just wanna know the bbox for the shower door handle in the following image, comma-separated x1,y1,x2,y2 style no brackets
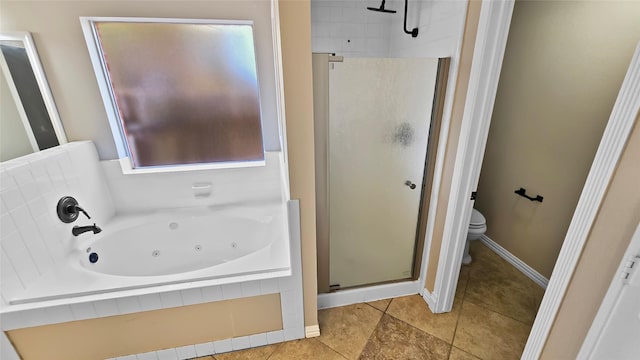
404,180,416,190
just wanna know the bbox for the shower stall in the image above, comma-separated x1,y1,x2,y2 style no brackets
313,54,442,292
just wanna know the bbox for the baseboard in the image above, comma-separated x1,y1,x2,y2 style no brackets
305,325,320,338
420,288,438,312
479,235,549,289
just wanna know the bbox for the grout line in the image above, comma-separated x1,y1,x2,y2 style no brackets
454,246,535,359
451,271,486,359
450,268,471,349
451,346,482,360
314,310,366,360
364,302,383,313
383,304,453,345
463,244,540,326
461,297,536,327
264,342,283,360
382,299,391,313
312,338,349,360
356,308,386,359
363,299,391,314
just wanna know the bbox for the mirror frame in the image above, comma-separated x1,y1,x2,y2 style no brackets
0,31,67,154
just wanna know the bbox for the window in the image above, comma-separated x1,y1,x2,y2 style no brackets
82,18,265,172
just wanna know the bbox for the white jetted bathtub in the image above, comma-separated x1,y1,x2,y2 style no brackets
9,202,291,305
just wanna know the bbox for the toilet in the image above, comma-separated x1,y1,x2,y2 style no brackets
462,208,487,265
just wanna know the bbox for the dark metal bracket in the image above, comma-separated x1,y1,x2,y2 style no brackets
403,0,419,37
514,188,543,203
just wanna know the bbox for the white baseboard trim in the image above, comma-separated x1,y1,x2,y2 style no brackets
479,235,549,289
420,288,438,312
305,325,320,338
317,280,421,309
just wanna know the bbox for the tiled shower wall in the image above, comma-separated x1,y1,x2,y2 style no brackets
0,142,115,305
311,0,393,57
388,0,467,57
311,0,467,58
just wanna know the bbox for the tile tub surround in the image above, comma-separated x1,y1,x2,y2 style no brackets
0,141,115,306
100,151,287,214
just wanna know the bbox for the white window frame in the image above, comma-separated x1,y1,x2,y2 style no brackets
80,16,267,174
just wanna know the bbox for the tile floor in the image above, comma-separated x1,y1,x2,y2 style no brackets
193,241,545,359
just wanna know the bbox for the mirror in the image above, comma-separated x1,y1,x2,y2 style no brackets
0,31,66,162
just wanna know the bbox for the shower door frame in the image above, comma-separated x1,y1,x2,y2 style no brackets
313,55,450,297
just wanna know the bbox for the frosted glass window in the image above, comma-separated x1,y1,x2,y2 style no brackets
93,21,264,168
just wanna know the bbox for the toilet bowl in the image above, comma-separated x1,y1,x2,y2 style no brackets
462,208,487,265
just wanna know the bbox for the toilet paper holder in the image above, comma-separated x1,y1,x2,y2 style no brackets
515,187,543,203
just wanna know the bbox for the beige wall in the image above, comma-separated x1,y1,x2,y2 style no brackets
542,112,640,358
7,294,282,360
474,0,640,277
278,0,318,328
426,0,481,292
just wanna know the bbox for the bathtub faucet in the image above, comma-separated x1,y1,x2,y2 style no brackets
72,223,102,236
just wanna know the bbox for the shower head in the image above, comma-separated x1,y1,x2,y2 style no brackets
367,0,397,14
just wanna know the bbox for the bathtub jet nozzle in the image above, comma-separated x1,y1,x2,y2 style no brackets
72,223,102,237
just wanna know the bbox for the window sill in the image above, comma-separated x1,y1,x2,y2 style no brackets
118,157,266,175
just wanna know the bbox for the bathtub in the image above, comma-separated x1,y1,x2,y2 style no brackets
7,202,291,307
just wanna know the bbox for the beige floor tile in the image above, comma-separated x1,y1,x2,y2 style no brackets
366,299,391,313
453,302,531,360
385,278,466,344
317,303,383,359
213,344,279,360
457,264,471,300
269,339,345,360
360,314,451,360
192,357,214,360
464,242,545,324
459,264,472,285
448,347,480,360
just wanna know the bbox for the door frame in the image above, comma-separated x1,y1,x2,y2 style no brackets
429,0,640,359
577,222,640,359
315,56,454,309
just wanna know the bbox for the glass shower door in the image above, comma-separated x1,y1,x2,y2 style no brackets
328,57,438,289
